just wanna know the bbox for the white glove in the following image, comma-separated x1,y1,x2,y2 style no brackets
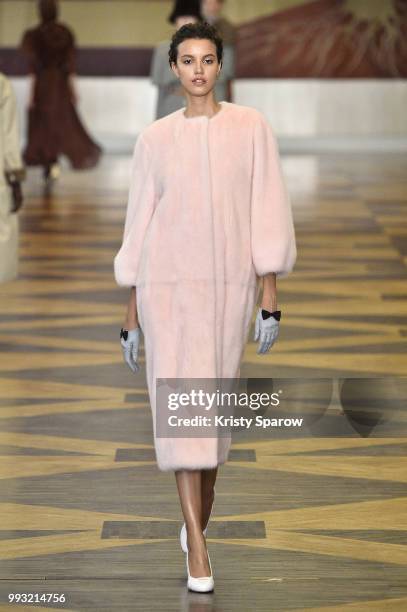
254,308,280,354
120,327,141,373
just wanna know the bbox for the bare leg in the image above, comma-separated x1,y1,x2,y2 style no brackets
201,467,217,531
43,159,60,196
175,469,211,577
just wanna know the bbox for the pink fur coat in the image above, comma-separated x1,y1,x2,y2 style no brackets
114,101,297,471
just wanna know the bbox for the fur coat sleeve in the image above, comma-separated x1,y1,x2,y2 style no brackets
250,114,297,278
113,134,157,287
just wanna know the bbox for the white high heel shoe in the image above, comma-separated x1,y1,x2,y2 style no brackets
186,548,214,593
180,490,215,553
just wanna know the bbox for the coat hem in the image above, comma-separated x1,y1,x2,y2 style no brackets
157,457,228,472
135,279,258,289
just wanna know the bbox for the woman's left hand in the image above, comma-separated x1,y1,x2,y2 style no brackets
254,308,279,354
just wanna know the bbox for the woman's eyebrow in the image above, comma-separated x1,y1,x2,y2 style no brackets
180,53,216,58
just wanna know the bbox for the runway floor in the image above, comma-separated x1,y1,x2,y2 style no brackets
0,152,406,611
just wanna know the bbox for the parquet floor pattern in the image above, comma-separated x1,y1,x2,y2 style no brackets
0,153,406,611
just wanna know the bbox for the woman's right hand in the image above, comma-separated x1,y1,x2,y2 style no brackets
120,327,141,373
10,182,24,213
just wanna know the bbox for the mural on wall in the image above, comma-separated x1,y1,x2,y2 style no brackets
236,0,407,78
1,0,406,77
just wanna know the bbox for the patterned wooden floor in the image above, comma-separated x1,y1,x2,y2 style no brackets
0,153,406,611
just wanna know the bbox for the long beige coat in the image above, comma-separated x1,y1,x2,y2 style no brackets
0,73,24,283
114,101,297,471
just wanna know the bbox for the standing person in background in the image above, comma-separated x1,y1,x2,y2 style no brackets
151,0,203,120
0,73,25,284
201,0,235,101
20,0,102,188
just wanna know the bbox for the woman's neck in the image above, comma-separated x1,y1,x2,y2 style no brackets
183,95,221,119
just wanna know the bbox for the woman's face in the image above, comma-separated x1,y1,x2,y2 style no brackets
171,38,220,98
202,0,223,20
